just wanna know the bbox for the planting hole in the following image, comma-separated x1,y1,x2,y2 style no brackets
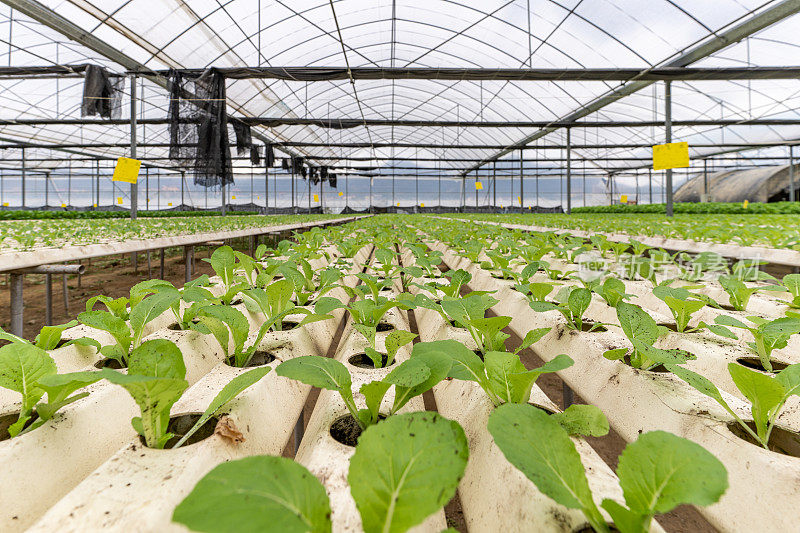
94,358,124,370
656,322,680,332
226,351,276,368
528,403,558,415
168,319,200,331
348,352,396,369
280,321,300,331
330,414,386,447
376,322,395,332
574,525,620,533
0,412,39,441
736,357,788,373
230,297,244,306
579,321,607,333
727,421,800,457
143,414,220,449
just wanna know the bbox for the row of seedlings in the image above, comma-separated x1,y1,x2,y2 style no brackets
415,216,800,531
0,222,371,531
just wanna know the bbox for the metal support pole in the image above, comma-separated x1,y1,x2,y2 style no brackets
519,149,524,210
10,273,23,337
221,181,226,215
180,171,185,208
265,165,269,214
475,172,479,208
291,168,295,214
493,161,496,209
704,159,709,200
184,245,193,283
648,168,653,204
130,73,138,219
62,266,69,315
21,147,25,208
665,80,674,217
566,128,572,214
45,273,52,326
790,146,795,202
44,171,49,207
160,248,165,279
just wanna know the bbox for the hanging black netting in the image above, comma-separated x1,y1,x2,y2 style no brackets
328,173,338,188
168,68,234,188
232,120,252,155
81,65,123,119
282,158,290,171
250,144,261,165
265,144,275,167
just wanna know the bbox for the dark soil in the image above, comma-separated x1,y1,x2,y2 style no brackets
727,421,800,457
1,248,217,341
0,411,38,441
142,413,220,449
376,322,395,332
736,356,788,373
227,350,276,368
348,352,394,369
330,414,365,447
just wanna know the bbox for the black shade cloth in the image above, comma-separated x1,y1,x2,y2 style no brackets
81,65,123,119
265,144,275,167
168,68,234,188
232,121,252,156
282,158,290,171
328,173,337,188
250,144,261,165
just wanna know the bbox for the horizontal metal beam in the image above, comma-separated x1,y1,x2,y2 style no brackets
2,140,800,151
6,117,800,128
137,65,800,82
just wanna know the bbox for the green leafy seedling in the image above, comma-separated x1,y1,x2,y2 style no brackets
489,404,728,533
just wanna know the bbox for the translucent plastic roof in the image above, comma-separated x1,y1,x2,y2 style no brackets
1,0,800,175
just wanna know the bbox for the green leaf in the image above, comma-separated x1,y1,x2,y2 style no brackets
36,370,103,408
129,288,180,346
101,370,187,448
567,288,592,323
172,366,271,448
715,315,749,329
392,349,451,414
195,305,250,356
600,500,648,533
172,455,332,533
552,404,609,437
127,339,186,379
0,343,56,412
603,348,628,361
384,330,417,365
728,362,785,440
416,340,484,383
34,320,78,350
314,296,346,316
348,412,468,533
507,354,574,404
360,380,391,426
515,328,551,354
485,351,526,403
77,310,131,360
488,404,607,532
384,358,430,388
664,364,731,412
776,363,800,398
276,356,351,391
616,431,728,516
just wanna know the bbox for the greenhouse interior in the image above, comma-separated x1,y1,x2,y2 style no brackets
2,1,800,532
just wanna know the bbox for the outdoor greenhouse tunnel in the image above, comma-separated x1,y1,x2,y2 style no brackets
3,1,800,533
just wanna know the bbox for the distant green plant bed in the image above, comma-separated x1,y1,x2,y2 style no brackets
573,202,800,215
0,210,259,221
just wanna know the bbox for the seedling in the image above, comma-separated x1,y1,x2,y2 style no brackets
173,412,467,533
593,277,634,308
0,343,103,438
276,341,451,430
428,339,572,406
489,404,728,533
652,283,714,332
604,302,695,370
316,295,403,350
202,246,250,305
529,286,604,332
102,338,269,449
440,293,511,354
717,274,785,312
666,362,800,451
703,315,800,372
78,287,180,366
